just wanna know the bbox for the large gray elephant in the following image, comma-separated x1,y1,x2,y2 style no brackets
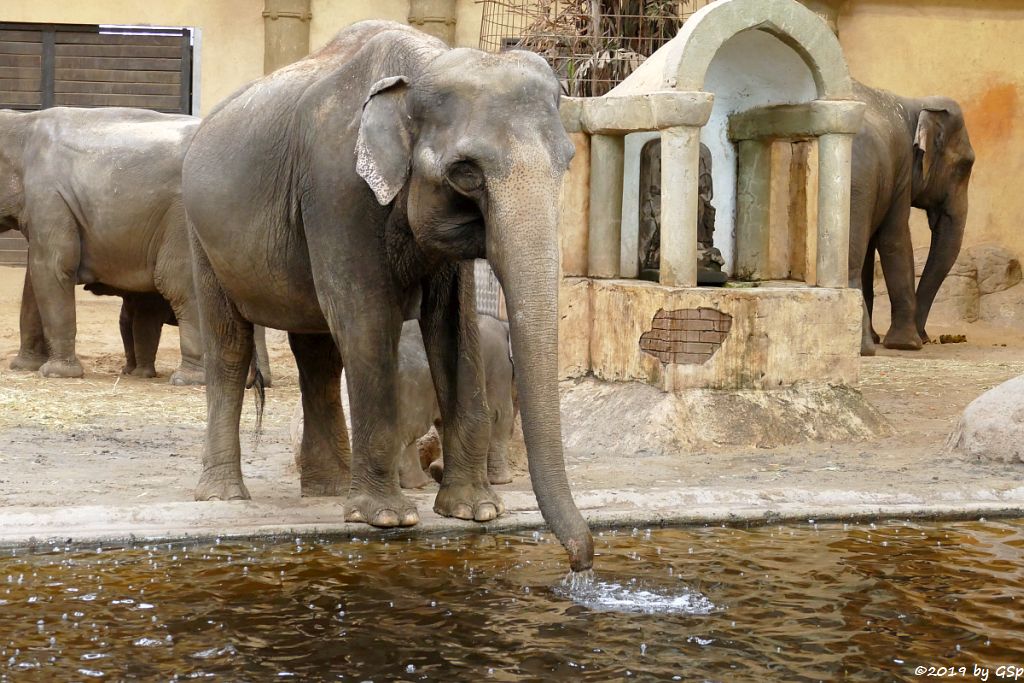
181,21,593,570
851,81,975,354
0,107,204,384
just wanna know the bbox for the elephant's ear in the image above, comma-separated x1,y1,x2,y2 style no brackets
914,103,952,185
356,76,411,206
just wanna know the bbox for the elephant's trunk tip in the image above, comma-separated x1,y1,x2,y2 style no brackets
566,532,595,572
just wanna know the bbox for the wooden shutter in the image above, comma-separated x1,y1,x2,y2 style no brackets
0,23,192,114
0,27,44,110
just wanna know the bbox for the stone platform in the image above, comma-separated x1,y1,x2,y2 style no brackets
559,278,863,390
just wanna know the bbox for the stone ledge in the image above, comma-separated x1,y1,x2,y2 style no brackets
560,91,714,134
728,100,866,141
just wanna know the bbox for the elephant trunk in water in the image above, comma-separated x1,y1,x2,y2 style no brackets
916,194,968,341
485,174,594,573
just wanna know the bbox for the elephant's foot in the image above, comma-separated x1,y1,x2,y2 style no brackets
870,328,881,345
345,488,419,527
399,463,432,490
170,365,205,386
39,357,84,378
860,339,877,357
883,326,923,351
487,457,514,486
300,470,347,497
919,328,933,345
434,481,506,522
428,458,444,484
399,445,432,490
195,468,250,501
126,365,158,379
10,351,47,372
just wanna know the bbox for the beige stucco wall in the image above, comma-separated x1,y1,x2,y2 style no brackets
837,0,1024,260
311,0,482,50
4,0,486,117
2,0,264,116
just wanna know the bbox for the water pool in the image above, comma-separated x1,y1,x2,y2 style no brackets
2,519,1022,681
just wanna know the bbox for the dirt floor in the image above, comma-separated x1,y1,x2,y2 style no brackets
1,265,1023,544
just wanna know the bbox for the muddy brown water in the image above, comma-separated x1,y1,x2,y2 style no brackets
1,520,1023,681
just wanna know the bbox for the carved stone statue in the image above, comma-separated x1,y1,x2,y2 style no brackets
638,138,726,284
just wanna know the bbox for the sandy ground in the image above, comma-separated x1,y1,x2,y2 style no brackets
1,265,1024,545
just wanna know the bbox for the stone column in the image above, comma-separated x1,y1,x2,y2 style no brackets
733,138,772,281
588,134,625,278
658,125,701,287
816,132,854,288
263,0,311,74
409,0,458,45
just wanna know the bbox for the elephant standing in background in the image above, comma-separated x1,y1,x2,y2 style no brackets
182,21,593,570
0,107,205,384
85,285,273,384
850,81,975,354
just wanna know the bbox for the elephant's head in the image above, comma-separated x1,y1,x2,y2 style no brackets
355,49,593,571
911,97,975,341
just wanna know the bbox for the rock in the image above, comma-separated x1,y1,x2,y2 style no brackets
979,282,1024,327
560,377,891,453
932,274,980,322
946,374,1024,464
968,243,1022,295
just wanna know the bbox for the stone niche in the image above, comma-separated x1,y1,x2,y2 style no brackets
556,0,866,396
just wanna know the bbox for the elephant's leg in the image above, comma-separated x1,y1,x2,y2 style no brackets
338,308,419,528
399,441,431,489
27,214,84,378
421,262,504,522
120,297,137,374
155,235,204,386
849,190,877,357
10,268,48,371
191,235,253,501
861,240,882,345
339,307,419,528
289,332,349,497
127,293,167,378
877,199,922,350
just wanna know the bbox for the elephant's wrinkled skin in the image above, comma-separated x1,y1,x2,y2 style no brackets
182,21,593,570
0,107,204,384
851,82,975,354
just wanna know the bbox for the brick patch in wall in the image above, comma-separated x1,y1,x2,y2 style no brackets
639,308,732,364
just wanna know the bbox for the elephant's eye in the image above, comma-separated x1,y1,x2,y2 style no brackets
446,161,485,196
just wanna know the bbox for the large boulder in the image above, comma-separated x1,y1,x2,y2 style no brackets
972,244,1022,295
946,374,1024,463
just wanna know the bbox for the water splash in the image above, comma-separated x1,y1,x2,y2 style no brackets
556,570,716,615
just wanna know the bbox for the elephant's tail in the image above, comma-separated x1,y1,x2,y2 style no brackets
250,367,266,449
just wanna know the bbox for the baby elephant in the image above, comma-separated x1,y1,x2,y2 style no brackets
290,315,517,489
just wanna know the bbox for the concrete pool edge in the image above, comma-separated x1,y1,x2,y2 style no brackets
2,484,1023,548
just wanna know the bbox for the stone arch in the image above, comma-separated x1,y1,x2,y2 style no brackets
666,0,852,99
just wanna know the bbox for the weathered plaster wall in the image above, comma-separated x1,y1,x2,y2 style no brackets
837,0,1024,261
2,0,264,116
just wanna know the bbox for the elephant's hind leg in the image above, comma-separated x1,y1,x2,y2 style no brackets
26,207,84,378
10,268,48,371
191,234,253,501
290,332,349,497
